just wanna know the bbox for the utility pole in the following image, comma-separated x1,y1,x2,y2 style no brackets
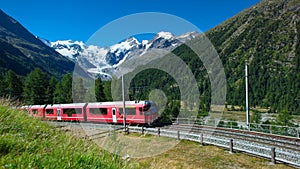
122,75,127,132
245,62,250,130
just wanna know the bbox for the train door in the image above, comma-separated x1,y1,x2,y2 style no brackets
57,109,61,121
112,108,117,123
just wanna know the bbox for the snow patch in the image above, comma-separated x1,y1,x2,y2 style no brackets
157,32,174,39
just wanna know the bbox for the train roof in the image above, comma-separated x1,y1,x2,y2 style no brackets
24,101,152,109
46,103,87,108
87,101,147,107
30,105,46,109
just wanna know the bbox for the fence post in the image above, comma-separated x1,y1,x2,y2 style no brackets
297,127,299,138
177,131,180,140
142,126,144,135
270,125,272,134
271,147,276,164
229,139,234,153
176,118,179,125
158,128,160,137
200,133,204,146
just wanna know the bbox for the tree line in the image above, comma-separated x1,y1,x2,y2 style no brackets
0,68,112,105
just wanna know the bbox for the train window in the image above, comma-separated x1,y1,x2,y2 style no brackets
89,108,108,115
125,108,136,115
46,109,54,114
63,108,82,117
32,109,38,114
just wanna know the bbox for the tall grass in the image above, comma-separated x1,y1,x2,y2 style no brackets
0,98,125,168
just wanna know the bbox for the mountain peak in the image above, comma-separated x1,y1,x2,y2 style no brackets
110,37,141,53
177,31,199,42
155,32,174,40
43,31,200,79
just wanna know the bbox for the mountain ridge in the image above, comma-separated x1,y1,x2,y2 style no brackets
43,31,198,79
0,9,74,77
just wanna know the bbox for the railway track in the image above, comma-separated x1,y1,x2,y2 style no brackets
163,124,300,151
47,121,300,167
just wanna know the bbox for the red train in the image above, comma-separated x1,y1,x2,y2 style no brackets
22,101,158,125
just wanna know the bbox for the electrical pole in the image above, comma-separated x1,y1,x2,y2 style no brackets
122,75,127,132
245,62,250,130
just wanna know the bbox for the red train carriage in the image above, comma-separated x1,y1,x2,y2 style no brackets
86,102,118,123
29,105,47,118
25,100,158,125
85,101,158,124
57,103,86,121
44,104,59,121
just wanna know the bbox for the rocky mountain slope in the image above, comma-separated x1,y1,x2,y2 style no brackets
45,31,198,79
0,9,74,77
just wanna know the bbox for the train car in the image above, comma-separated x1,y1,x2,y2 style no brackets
85,101,158,124
44,104,59,121
86,102,117,123
58,103,86,121
25,100,158,125
29,105,46,118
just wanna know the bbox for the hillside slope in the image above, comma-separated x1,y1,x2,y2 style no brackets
0,9,74,77
206,0,300,113
0,102,123,168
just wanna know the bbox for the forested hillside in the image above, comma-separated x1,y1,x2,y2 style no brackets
206,0,300,113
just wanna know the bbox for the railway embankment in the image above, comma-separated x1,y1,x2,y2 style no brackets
0,102,124,168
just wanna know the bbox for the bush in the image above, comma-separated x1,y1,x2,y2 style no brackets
217,121,226,127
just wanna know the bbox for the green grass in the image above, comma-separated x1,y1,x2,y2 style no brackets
131,140,293,169
0,102,125,168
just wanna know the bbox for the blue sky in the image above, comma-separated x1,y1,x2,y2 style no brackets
0,0,260,46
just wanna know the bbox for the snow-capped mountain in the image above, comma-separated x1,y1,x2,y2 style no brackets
40,31,198,79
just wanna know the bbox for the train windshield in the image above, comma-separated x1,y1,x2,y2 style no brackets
144,101,158,114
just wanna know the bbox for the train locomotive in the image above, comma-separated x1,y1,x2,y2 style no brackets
22,100,158,125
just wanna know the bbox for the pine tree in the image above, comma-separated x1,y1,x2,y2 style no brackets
84,86,96,102
23,68,49,105
54,74,72,103
46,77,57,104
73,77,86,103
103,80,113,101
0,74,6,97
53,82,62,103
95,78,105,102
5,70,23,100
